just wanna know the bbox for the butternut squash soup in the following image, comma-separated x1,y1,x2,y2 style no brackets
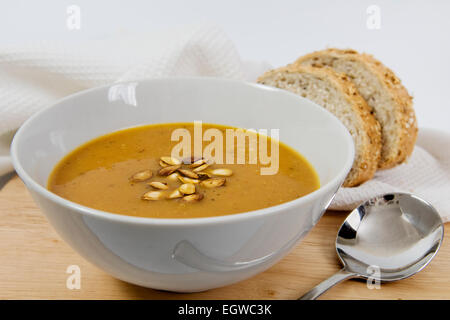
48,123,319,218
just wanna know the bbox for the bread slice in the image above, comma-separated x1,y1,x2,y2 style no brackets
295,48,417,169
257,65,382,187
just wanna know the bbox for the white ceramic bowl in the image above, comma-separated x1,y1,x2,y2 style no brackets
11,77,354,292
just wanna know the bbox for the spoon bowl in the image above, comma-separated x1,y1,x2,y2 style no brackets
300,193,444,300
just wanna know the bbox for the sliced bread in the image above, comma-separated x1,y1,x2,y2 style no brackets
257,65,382,187
295,48,417,169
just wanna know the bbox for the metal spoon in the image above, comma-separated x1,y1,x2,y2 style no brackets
299,193,444,300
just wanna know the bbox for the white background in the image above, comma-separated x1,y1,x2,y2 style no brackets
1,0,449,133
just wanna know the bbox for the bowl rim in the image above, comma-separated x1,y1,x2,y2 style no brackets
11,76,355,227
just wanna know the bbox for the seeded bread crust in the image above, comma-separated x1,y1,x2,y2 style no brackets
257,65,382,187
295,48,417,169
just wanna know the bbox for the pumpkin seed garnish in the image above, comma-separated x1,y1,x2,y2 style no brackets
168,189,183,199
178,176,200,184
148,181,169,190
167,172,180,181
210,168,233,177
159,165,181,176
200,178,226,188
190,158,206,168
197,172,211,180
159,160,169,167
179,183,196,195
178,169,199,179
133,155,235,203
160,156,182,166
141,190,164,201
183,193,204,202
130,170,152,182
193,163,210,172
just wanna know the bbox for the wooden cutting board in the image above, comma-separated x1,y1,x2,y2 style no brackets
1,175,449,300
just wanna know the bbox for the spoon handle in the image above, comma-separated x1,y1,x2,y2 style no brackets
298,268,357,300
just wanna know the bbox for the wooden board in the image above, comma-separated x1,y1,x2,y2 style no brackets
1,175,449,300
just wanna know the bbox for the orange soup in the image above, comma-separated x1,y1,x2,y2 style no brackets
48,123,319,218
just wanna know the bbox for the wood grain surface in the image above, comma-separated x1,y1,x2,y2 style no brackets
1,175,449,300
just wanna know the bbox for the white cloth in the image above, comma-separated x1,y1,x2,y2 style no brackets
0,24,247,136
0,24,449,221
331,128,450,222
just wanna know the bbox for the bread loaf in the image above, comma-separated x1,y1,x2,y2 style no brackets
295,48,417,169
257,65,382,187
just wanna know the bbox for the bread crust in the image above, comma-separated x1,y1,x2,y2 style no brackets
295,48,418,169
257,65,382,187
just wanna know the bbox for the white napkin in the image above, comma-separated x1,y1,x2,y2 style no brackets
331,128,450,222
0,24,247,137
0,24,449,221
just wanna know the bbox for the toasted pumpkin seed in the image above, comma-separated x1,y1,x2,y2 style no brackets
167,189,183,199
200,178,226,188
160,156,182,166
148,181,169,190
159,160,169,167
193,163,210,172
159,165,181,176
141,190,164,201
210,168,233,177
197,172,211,180
190,158,206,168
178,169,199,179
167,172,180,181
178,176,200,184
179,183,196,195
183,193,204,202
130,170,152,182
